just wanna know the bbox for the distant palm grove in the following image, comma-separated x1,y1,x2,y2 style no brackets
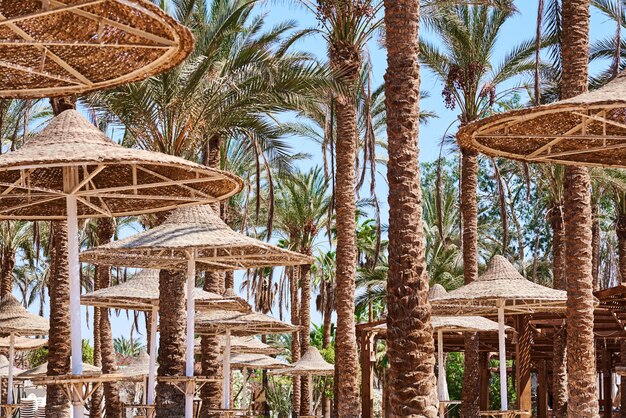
4,0,626,417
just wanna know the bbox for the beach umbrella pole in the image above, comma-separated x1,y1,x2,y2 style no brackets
497,300,507,411
223,329,231,409
148,304,158,405
7,333,14,404
185,252,196,418
67,194,84,418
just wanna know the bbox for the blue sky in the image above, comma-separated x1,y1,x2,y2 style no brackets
70,1,619,345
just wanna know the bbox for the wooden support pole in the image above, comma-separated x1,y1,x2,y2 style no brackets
360,331,374,418
515,315,532,412
479,352,490,411
537,360,548,418
603,349,612,418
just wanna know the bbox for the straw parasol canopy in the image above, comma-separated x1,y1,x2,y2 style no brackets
429,283,447,299
81,269,250,312
430,255,568,315
117,351,152,380
17,361,101,380
229,354,290,371
270,347,333,377
457,71,626,168
0,355,22,377
80,205,314,270
370,315,513,338
0,295,48,336
194,310,299,336
0,110,242,220
0,1,194,98
0,336,47,351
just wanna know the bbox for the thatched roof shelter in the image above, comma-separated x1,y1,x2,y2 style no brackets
0,336,47,351
229,354,290,370
80,205,314,270
270,347,333,377
81,269,249,312
368,315,512,337
196,336,281,355
117,351,152,380
0,110,242,220
430,256,568,315
0,355,22,378
194,310,298,336
0,1,194,98
0,295,48,336
457,71,626,168
17,361,101,380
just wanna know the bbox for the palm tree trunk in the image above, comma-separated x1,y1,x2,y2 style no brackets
90,295,102,418
200,272,224,418
592,203,600,290
290,266,301,417
156,269,186,418
460,146,481,417
322,279,333,418
383,0,437,416
300,263,312,413
617,213,626,282
331,42,362,418
96,219,122,418
0,249,15,298
561,1,598,416
550,205,566,290
46,220,71,418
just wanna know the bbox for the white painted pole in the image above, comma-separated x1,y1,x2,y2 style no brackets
7,333,15,404
67,194,84,418
223,330,231,409
185,253,196,418
497,300,508,411
147,304,158,405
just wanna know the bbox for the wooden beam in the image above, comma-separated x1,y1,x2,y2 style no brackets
515,315,532,412
537,360,548,418
360,332,374,418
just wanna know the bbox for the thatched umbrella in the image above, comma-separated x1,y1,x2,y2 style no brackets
270,346,333,415
194,309,299,409
0,295,48,404
431,256,567,411
0,1,194,98
80,204,311,416
194,336,281,356
230,353,290,411
81,268,249,405
0,109,241,418
17,361,101,380
0,337,47,351
457,71,626,167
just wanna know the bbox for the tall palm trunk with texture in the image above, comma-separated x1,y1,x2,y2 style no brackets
331,33,362,418
156,269,187,418
200,271,225,418
97,218,122,418
0,248,15,298
300,262,312,413
561,1,599,416
90,287,102,418
45,97,76,418
617,210,626,416
550,203,568,417
383,0,437,416
460,146,481,417
290,266,301,417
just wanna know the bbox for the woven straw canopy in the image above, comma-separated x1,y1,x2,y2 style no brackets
431,256,568,315
429,283,447,299
0,336,47,351
81,269,250,312
270,347,333,377
0,295,48,336
0,110,242,220
194,335,281,355
0,0,194,98
118,351,151,380
371,315,512,338
457,72,626,168
0,355,22,377
17,361,100,380
194,310,299,336
230,353,290,370
80,205,314,270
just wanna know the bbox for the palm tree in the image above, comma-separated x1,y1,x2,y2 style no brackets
421,3,536,414
273,167,330,412
560,0,599,416
0,221,32,298
303,2,379,414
